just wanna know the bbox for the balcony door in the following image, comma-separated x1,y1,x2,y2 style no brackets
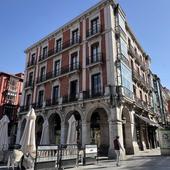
40,66,46,81
70,80,78,101
52,86,59,104
72,29,78,44
38,90,44,107
26,94,31,107
91,73,101,96
91,17,99,34
91,43,99,63
56,38,62,52
28,72,33,86
71,52,78,71
54,60,60,76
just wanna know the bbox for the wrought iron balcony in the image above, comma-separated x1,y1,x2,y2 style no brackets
117,53,130,67
36,62,81,84
82,88,104,100
27,60,36,68
132,69,141,83
19,105,29,112
86,53,103,66
62,37,81,49
38,37,81,62
86,24,102,38
25,81,34,88
128,45,136,58
32,103,43,109
128,45,142,64
46,99,59,106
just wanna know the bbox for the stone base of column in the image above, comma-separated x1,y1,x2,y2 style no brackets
133,142,140,155
108,147,116,159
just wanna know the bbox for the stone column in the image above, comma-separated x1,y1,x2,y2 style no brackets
81,121,91,147
108,120,124,158
16,120,22,144
131,112,140,154
60,121,67,144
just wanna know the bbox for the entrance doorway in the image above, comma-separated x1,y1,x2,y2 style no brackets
90,108,109,156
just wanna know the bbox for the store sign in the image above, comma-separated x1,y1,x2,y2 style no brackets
159,130,170,149
85,145,97,157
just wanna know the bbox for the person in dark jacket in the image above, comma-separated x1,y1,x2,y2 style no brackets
114,136,123,166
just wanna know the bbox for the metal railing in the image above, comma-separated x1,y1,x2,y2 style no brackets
36,62,81,84
25,81,34,88
38,37,81,62
86,24,102,38
86,53,103,65
27,60,36,67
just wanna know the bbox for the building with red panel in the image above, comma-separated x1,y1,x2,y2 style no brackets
0,72,24,144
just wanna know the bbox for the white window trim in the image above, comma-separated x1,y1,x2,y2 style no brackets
51,81,60,100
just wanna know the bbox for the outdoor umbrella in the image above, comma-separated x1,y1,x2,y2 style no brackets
0,115,10,151
40,119,50,145
20,108,36,158
66,115,77,144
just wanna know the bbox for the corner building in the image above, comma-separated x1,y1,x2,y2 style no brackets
17,0,159,157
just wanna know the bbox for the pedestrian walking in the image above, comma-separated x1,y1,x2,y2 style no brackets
114,136,124,166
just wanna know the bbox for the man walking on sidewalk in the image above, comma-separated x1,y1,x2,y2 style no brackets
114,136,124,166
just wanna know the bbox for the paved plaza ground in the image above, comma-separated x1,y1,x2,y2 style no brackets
0,148,170,170
69,149,170,170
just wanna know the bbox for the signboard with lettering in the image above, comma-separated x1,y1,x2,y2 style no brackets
85,145,97,157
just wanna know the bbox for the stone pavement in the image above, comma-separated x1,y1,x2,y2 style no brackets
1,148,170,170
68,148,170,170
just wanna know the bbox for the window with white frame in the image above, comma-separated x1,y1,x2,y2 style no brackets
54,60,61,76
38,90,44,106
91,17,99,34
42,46,48,58
52,85,59,104
72,29,79,44
70,52,78,71
91,42,99,63
91,73,101,96
56,38,62,52
40,66,46,81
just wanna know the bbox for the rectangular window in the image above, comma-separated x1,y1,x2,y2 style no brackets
28,72,33,86
70,80,78,101
40,66,46,82
54,60,61,76
56,38,62,52
72,29,79,44
91,17,99,35
42,46,48,58
38,90,44,106
71,52,78,70
91,43,99,63
26,94,31,106
91,73,101,96
52,86,59,104
31,53,36,65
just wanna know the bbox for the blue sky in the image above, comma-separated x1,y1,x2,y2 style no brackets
0,0,169,88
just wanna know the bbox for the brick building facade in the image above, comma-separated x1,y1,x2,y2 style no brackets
17,0,161,157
